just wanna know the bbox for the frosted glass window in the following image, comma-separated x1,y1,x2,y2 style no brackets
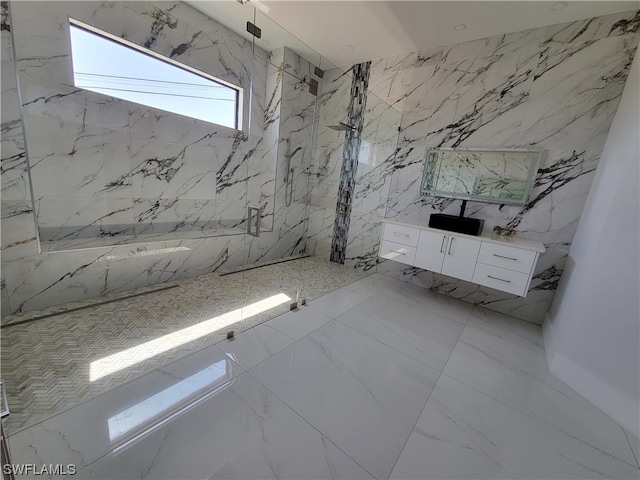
69,19,242,129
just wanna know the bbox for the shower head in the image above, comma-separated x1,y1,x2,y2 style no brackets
327,122,356,132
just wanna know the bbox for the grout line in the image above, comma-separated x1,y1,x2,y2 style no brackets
216,285,382,474
439,371,640,470
385,300,472,479
217,303,334,364
243,366,378,479
11,278,353,472
334,317,445,377
5,259,370,435
5,332,238,437
438,314,640,471
218,254,310,276
623,427,640,469
231,282,400,478
212,270,375,359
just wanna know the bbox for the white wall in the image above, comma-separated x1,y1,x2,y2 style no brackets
543,47,640,437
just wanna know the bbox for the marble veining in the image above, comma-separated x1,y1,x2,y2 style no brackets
347,9,640,324
0,256,368,434
10,0,273,249
392,375,639,479
7,274,637,479
249,319,440,479
1,1,320,314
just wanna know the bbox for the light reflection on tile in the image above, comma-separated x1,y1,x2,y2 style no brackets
1,256,367,433
249,320,440,479
336,293,465,373
306,284,375,318
76,372,373,480
6,269,639,480
218,306,333,370
442,307,638,467
390,375,640,479
8,345,242,471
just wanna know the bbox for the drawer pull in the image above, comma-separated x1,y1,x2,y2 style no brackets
390,250,406,256
487,275,511,283
393,232,411,238
492,253,518,261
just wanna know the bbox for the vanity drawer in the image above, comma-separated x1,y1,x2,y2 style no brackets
477,242,537,274
382,223,420,247
379,239,417,266
472,263,531,296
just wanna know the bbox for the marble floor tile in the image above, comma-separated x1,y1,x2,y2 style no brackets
217,306,332,370
345,273,411,295
2,256,367,433
306,284,375,318
625,429,640,468
390,375,640,479
75,372,373,480
8,344,243,471
6,267,637,480
249,320,440,479
336,293,465,373
377,278,475,324
214,328,272,371
442,306,638,467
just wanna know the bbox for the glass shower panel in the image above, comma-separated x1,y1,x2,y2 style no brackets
349,89,403,271
251,8,321,314
181,0,327,330
232,3,255,337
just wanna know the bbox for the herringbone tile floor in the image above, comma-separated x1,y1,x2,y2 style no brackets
1,256,368,434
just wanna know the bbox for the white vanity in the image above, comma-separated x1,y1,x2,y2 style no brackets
379,220,545,297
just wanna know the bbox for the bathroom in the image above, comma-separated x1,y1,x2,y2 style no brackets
1,1,639,478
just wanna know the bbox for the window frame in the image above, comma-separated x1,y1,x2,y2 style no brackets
68,17,244,130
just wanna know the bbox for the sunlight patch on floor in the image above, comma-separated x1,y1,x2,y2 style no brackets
89,293,291,381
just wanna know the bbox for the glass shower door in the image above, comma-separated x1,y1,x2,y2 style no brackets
250,9,325,316
184,1,325,329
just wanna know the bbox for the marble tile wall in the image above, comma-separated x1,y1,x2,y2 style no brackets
306,67,352,257
1,1,317,314
252,47,319,260
343,88,402,271
11,0,271,247
343,10,639,324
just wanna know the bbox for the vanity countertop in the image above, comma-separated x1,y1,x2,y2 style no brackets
382,219,545,253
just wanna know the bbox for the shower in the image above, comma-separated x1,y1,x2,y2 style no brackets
284,138,295,207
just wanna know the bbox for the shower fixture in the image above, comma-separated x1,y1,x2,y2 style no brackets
327,122,356,132
284,139,295,207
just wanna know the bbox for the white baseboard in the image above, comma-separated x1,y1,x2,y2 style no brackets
543,314,640,438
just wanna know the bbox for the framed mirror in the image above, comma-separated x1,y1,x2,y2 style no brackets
420,148,541,206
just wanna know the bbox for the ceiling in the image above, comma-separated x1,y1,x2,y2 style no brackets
188,1,640,68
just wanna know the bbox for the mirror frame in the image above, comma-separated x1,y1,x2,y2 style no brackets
420,147,541,206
